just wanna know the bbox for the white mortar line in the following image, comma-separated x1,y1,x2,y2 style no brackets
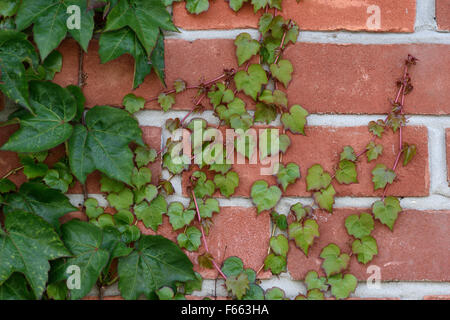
415,0,438,32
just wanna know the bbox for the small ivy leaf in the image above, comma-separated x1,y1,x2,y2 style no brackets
184,272,203,295
167,202,195,231
222,256,244,277
305,271,328,292
372,196,402,230
131,167,152,189
250,180,282,214
270,59,293,88
306,164,331,191
97,213,115,228
177,226,202,252
46,281,67,301
135,184,158,204
281,105,308,135
270,89,289,108
229,0,248,11
279,134,291,154
114,210,134,226
214,171,239,198
107,188,134,210
251,0,282,13
320,244,350,277
270,235,289,257
327,273,357,300
0,178,16,194
295,288,325,300
209,161,232,175
234,64,268,101
366,141,383,162
243,268,257,284
264,253,286,275
189,198,219,219
100,174,125,193
288,219,319,256
158,93,175,112
229,113,254,131
371,164,396,190
156,286,175,300
258,13,273,34
271,211,288,231
198,252,214,269
225,272,250,300
207,83,234,108
387,113,406,133
290,202,313,222
135,146,157,168
134,195,167,231
234,32,260,66
285,24,299,45
173,79,186,93
242,284,265,300
352,236,378,264
185,0,209,14
162,144,190,175
254,103,277,124
123,93,145,114
216,97,246,123
191,171,215,199
20,155,48,179
268,15,287,39
335,160,358,185
276,162,300,191
345,213,374,239
43,162,73,193
402,143,416,166
85,198,104,219
340,146,356,162
368,120,385,138
314,184,336,213
265,287,286,300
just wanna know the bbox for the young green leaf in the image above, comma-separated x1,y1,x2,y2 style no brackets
234,64,268,101
366,141,383,162
123,93,145,114
265,287,286,300
254,103,277,124
167,202,195,230
313,184,336,213
352,236,378,264
372,196,402,230
270,235,289,257
263,253,286,275
250,180,282,214
281,105,308,135
304,271,328,292
368,120,385,138
276,162,300,191
225,273,249,300
0,178,16,194
402,143,416,166
340,146,356,162
290,202,313,222
214,171,239,198
288,219,319,256
345,213,374,239
234,33,260,66
189,198,220,219
192,171,215,199
135,146,157,168
158,93,176,112
177,226,202,252
107,188,134,211
134,194,167,231
320,244,350,277
371,164,396,190
185,0,209,14
270,59,293,88
100,174,125,193
327,273,357,300
222,256,244,277
229,0,248,11
335,160,358,185
85,198,104,219
131,167,152,189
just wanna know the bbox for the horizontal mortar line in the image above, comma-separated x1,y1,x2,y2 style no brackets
67,194,450,211
165,29,450,44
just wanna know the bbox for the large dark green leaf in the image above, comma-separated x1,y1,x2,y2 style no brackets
1,81,77,153
118,235,196,300
0,211,70,299
4,182,77,230
0,273,35,300
68,105,144,185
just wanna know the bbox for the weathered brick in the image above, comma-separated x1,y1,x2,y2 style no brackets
83,40,450,115
447,129,450,184
287,209,450,281
423,295,450,300
0,126,162,192
173,0,415,32
139,207,271,279
436,0,450,31
182,126,429,198
53,39,80,88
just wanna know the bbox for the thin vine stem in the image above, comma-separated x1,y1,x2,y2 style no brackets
1,166,24,179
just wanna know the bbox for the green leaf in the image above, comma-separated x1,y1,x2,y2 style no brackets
335,160,358,185
216,97,246,123
134,184,158,204
372,196,401,230
229,0,248,11
156,286,175,300
270,59,293,88
254,103,277,124
118,235,195,300
0,178,16,194
305,271,328,292
43,162,73,193
98,214,115,228
345,213,374,239
158,93,176,112
290,202,312,222
234,33,260,66
1,81,76,152
371,164,396,190
174,79,186,93
100,174,125,193
234,64,268,101
340,146,356,162
352,236,378,264
192,171,215,199
327,273,357,300
167,202,195,230
242,284,264,300
42,50,63,80
214,171,239,198
123,93,145,114
20,156,48,179
85,198,104,219
402,143,416,166
131,167,152,189
135,146,157,168
184,272,203,295
134,195,167,231
368,120,385,138
320,244,350,277
288,219,319,256
258,13,273,34
263,253,286,275
177,226,202,252
251,0,282,12
162,144,190,175
46,281,68,300
222,256,244,277
107,188,134,210
313,184,336,213
250,180,282,214
114,210,134,226
0,0,19,17
208,83,234,108
281,105,308,135
189,198,219,219
185,0,209,14
366,141,383,162
0,273,35,300
0,211,70,299
276,162,300,191
265,287,286,300
68,106,143,185
295,288,325,300
226,273,249,300
4,182,77,230
269,235,289,257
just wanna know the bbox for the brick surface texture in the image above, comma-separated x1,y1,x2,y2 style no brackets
0,1,449,301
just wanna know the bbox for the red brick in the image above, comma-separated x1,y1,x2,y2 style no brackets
139,207,271,279
173,0,415,32
83,40,450,115
53,39,80,88
0,126,162,192
447,129,450,184
423,295,450,300
436,0,450,31
182,125,429,198
287,209,450,281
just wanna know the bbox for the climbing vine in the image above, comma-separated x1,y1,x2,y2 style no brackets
0,0,417,300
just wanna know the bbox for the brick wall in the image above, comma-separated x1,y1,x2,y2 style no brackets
1,0,450,300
